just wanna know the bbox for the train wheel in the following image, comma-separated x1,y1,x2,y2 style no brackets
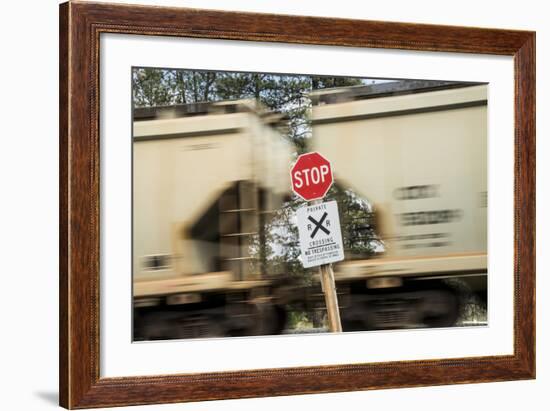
340,296,372,331
134,310,181,340
226,302,287,336
135,310,226,340
421,289,460,328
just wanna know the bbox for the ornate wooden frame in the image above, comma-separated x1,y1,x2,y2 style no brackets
59,1,535,408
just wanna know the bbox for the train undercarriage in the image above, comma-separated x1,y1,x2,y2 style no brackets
133,276,482,341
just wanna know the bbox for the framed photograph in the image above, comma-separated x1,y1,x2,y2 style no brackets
59,1,535,408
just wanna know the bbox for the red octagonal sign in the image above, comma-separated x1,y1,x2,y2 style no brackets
290,152,334,201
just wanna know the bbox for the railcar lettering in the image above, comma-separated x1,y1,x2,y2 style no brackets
394,185,439,200
398,209,463,226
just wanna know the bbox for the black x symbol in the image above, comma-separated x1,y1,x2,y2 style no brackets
308,212,330,238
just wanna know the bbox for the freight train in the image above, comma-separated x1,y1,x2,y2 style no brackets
132,81,487,340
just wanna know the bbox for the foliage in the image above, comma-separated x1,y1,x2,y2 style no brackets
262,184,382,284
132,68,175,107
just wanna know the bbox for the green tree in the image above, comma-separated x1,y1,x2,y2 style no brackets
173,70,218,103
263,183,381,284
215,73,312,152
132,68,175,107
311,75,362,90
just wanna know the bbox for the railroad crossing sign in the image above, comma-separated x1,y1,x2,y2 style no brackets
290,152,334,201
296,200,344,268
292,152,343,333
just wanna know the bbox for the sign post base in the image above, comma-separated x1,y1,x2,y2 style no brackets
319,263,342,332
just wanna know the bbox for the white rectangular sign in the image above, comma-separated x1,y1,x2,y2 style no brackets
297,200,345,268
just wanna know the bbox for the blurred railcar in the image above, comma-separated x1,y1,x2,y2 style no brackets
310,81,488,330
133,82,488,339
132,100,293,339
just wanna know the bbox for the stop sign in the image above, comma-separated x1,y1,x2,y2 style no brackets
290,152,334,201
